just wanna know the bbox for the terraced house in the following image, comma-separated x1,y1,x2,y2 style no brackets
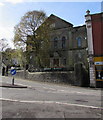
27,14,88,70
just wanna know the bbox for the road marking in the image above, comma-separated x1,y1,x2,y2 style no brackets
46,89,101,96
0,98,101,109
43,87,56,91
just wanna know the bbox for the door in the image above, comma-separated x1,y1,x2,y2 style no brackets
53,59,59,67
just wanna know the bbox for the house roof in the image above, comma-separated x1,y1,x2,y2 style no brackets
36,13,74,33
48,14,73,27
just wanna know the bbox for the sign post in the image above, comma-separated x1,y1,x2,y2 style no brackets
10,67,16,85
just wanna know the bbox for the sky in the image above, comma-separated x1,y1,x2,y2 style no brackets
0,0,102,48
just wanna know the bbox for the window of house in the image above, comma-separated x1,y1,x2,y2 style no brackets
62,36,66,48
76,37,82,47
63,58,66,65
54,37,58,48
50,23,55,28
53,59,59,67
54,41,58,48
78,52,82,59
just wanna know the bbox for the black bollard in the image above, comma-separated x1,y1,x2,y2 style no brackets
12,76,14,85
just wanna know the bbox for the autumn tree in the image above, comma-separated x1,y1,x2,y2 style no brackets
13,10,52,69
0,38,9,68
2,48,13,67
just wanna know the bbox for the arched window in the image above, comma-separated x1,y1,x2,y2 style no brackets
76,37,82,47
62,36,66,48
63,58,66,65
54,37,58,48
50,23,55,28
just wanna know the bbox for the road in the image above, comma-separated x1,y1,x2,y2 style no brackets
0,76,102,119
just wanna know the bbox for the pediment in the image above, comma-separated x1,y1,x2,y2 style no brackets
47,14,73,29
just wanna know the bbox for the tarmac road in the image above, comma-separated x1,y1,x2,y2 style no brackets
0,76,102,119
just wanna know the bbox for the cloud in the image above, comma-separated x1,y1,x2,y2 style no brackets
0,27,14,48
0,2,4,6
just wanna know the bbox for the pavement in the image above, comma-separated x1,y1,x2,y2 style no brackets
0,82,27,88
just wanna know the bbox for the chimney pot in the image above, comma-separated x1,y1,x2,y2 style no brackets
86,10,90,15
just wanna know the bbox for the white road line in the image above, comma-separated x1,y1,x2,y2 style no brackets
40,87,100,96
0,98,101,109
46,89,101,96
47,88,56,91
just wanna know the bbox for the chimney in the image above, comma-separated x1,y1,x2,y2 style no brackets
86,10,90,15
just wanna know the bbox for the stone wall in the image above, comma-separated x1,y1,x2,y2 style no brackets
74,62,90,87
9,63,90,87
12,70,75,85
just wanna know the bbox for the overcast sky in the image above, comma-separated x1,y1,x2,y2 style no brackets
0,0,102,48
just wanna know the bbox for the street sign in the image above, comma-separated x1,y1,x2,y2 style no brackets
95,62,103,65
10,69,16,85
10,69,16,75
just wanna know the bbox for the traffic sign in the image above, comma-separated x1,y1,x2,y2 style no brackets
10,69,16,75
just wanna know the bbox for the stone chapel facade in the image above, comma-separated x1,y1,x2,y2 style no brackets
27,14,88,71
48,14,88,70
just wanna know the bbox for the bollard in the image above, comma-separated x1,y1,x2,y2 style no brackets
12,76,14,85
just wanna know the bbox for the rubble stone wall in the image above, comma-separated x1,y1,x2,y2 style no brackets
13,70,75,85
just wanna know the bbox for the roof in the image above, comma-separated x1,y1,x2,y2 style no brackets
48,14,73,27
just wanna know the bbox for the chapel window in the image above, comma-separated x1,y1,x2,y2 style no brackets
62,36,66,48
76,37,82,47
54,37,58,48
